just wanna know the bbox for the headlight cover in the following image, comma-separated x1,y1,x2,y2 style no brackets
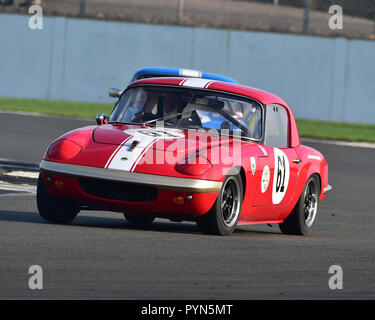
175,155,213,176
47,139,82,160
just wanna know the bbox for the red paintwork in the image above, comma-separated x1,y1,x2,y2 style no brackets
42,78,329,225
42,173,217,219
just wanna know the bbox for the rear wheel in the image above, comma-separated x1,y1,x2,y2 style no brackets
123,213,155,225
36,174,80,223
279,174,320,235
197,174,243,236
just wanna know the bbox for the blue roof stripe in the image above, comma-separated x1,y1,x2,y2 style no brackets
131,67,238,84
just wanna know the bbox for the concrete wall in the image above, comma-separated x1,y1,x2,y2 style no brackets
1,13,374,124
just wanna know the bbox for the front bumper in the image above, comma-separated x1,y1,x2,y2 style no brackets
40,160,222,193
39,160,221,217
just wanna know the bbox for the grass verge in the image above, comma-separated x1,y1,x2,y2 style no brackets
296,119,375,143
0,97,374,143
0,97,114,119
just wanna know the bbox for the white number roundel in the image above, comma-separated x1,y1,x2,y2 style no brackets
261,165,270,193
124,128,185,140
272,148,290,204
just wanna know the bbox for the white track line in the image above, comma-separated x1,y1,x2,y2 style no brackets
0,110,90,121
301,137,375,149
3,171,39,179
0,181,36,194
0,192,36,197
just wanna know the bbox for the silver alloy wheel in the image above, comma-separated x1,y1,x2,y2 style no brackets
304,179,318,227
221,176,241,228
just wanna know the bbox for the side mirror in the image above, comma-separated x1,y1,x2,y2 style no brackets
96,113,109,125
109,88,123,98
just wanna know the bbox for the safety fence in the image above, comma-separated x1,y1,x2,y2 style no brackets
1,0,375,40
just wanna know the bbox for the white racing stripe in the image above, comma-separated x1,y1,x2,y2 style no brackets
179,78,215,88
104,136,133,169
106,135,157,172
179,69,202,78
105,128,185,172
129,138,157,172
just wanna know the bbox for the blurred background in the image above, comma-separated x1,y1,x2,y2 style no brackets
1,0,375,124
2,0,375,39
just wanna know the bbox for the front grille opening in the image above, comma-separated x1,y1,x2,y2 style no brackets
80,178,158,202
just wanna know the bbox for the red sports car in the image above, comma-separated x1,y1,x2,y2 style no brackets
37,77,332,236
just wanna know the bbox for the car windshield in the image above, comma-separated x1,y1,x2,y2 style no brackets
110,86,262,139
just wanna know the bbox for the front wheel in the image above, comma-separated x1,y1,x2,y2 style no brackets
197,174,243,236
279,174,320,235
37,174,80,223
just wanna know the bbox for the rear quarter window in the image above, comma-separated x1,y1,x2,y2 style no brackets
264,104,288,148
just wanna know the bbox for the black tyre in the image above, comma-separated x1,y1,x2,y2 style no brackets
197,173,243,236
124,213,155,225
279,174,320,235
36,174,80,223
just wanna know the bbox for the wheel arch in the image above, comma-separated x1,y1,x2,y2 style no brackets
298,165,322,200
226,165,246,199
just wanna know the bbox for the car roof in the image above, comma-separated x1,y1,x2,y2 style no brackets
129,77,287,106
131,67,238,84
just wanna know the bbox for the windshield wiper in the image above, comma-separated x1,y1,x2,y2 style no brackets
143,109,195,126
108,121,127,125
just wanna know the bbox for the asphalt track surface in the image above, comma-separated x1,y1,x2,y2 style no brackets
0,111,374,299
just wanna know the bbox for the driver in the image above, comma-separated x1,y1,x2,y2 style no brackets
163,94,182,115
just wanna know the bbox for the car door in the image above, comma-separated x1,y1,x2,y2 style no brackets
253,104,299,209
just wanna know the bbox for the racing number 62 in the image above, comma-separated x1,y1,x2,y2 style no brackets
276,155,286,193
272,148,290,205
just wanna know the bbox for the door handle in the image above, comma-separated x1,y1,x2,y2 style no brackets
292,158,302,163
